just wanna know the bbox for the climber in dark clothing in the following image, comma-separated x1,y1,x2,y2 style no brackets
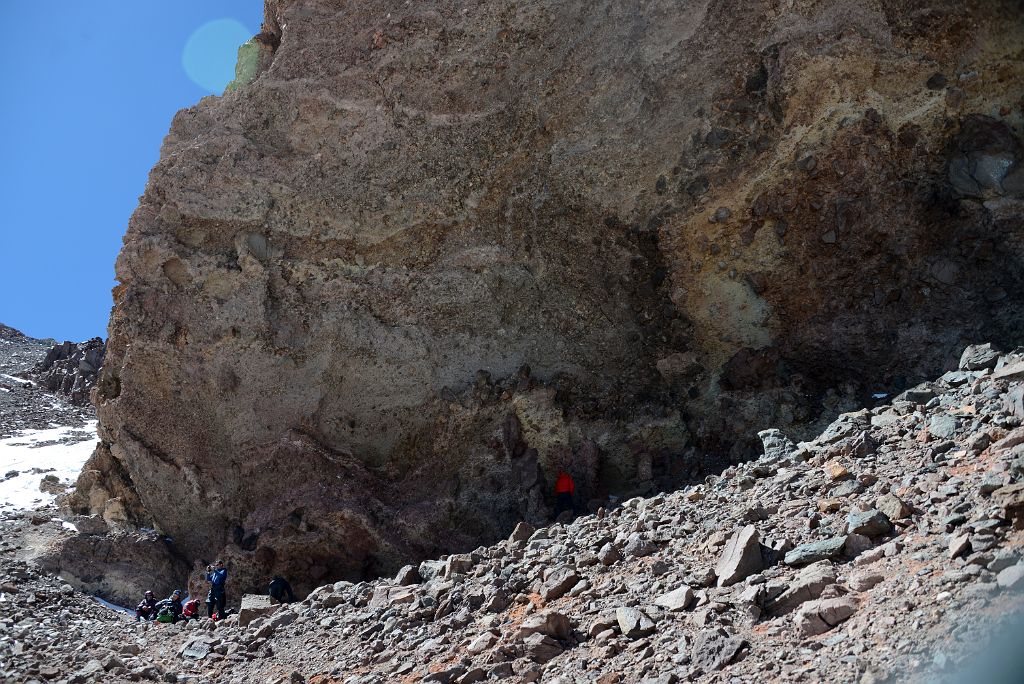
205,559,227,618
135,590,158,621
268,576,296,604
154,589,184,622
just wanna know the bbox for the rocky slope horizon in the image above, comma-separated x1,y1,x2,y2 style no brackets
2,341,1023,683
72,0,1024,596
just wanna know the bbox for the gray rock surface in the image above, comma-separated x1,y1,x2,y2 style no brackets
715,525,763,587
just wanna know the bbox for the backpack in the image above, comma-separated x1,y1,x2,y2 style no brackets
156,607,174,623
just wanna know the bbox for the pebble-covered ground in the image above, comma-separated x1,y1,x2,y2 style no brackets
2,343,1023,684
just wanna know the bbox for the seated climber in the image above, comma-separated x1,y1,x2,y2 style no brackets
135,590,158,621
268,576,296,604
154,589,185,623
554,470,576,518
181,598,201,621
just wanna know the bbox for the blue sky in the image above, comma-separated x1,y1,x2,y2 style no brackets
0,2,262,341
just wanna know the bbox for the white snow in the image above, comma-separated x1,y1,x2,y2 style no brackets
0,373,34,387
93,595,136,617
0,421,98,513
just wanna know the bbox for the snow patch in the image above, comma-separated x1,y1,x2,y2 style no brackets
0,421,98,513
93,595,136,617
0,373,33,387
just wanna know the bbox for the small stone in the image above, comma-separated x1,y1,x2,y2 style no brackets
616,607,657,638
846,509,892,538
825,461,851,480
540,568,580,601
948,533,972,560
691,628,746,672
795,596,858,636
875,494,911,521
654,586,694,612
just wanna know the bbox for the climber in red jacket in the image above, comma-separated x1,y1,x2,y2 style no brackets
554,470,575,518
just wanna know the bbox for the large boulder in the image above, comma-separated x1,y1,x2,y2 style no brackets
75,0,1024,591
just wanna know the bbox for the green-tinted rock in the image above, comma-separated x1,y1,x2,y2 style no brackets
225,38,260,93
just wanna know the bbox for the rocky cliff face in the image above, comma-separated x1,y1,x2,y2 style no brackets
74,0,1024,594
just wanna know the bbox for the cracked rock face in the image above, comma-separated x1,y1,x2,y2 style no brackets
75,0,1024,593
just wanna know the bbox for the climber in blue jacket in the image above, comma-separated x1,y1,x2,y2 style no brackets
204,559,228,619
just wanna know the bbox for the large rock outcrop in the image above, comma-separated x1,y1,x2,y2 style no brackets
32,338,105,405
74,0,1024,594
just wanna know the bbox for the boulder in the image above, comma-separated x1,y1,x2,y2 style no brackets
238,594,278,628
959,343,1000,370
785,537,848,566
715,525,763,587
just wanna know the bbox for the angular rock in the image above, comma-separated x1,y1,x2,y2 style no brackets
992,484,1024,527
993,361,1024,381
509,522,536,543
394,564,421,586
959,343,1000,370
767,561,836,615
848,570,884,592
654,586,694,612
996,563,1024,591
875,494,911,521
715,525,763,587
467,632,498,655
785,537,848,566
795,596,858,636
846,509,892,538
598,543,622,566
949,533,972,560
518,611,571,641
691,628,746,672
238,594,278,628
616,607,657,638
929,414,959,440
523,633,563,663
758,429,797,461
540,568,580,601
